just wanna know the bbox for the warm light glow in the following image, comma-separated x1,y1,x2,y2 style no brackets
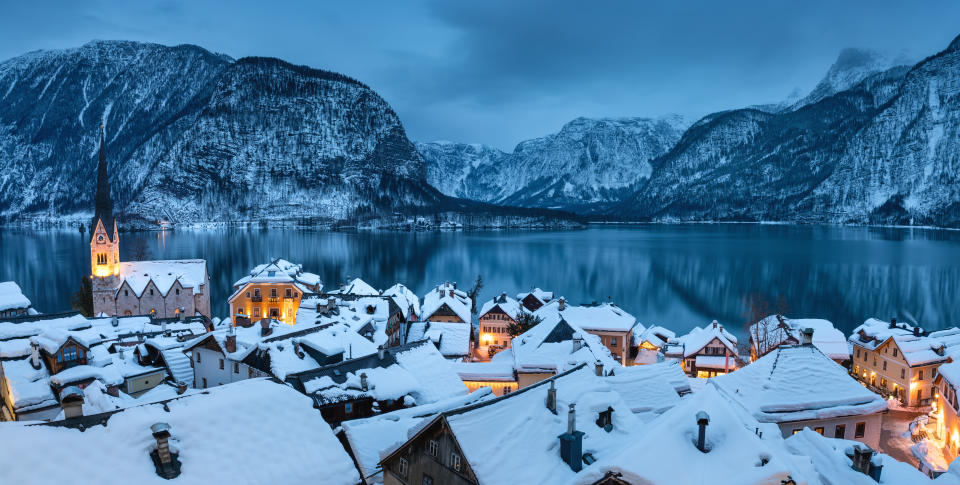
480,334,493,344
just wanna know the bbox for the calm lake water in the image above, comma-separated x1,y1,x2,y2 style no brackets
2,224,959,338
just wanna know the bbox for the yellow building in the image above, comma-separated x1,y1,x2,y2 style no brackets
229,260,305,326
934,361,960,462
849,318,947,407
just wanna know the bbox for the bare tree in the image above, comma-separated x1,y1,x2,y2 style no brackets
744,292,773,361
70,276,93,317
467,274,483,316
130,237,152,261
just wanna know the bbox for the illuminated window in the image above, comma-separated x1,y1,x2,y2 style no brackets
920,370,925,380
792,429,801,435
253,307,260,318
814,427,824,435
450,453,461,472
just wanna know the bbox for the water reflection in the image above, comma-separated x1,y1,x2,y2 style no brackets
1,224,958,337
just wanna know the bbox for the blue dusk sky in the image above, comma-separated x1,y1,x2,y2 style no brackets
1,0,958,149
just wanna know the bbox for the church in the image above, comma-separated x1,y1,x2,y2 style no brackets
89,126,212,319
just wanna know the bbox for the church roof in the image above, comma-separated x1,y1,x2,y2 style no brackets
107,260,208,298
92,124,115,233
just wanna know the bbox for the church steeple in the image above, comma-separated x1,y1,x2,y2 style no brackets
93,124,114,231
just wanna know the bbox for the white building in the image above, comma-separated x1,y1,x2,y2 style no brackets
664,321,740,377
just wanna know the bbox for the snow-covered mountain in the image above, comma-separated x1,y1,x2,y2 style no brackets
0,40,474,226
791,48,911,110
620,34,960,227
419,115,688,213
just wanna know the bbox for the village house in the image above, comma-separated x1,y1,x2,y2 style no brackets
930,346,960,464
848,318,953,407
449,361,519,396
0,281,35,318
477,292,522,354
712,336,888,449
0,311,202,421
285,340,468,425
383,283,421,346
749,315,850,364
631,324,675,365
404,282,473,360
422,281,472,323
579,385,817,485
378,365,642,485
229,259,314,326
664,321,740,377
338,389,495,484
508,311,619,388
326,277,380,297
533,298,636,365
516,287,554,312
0,379,361,485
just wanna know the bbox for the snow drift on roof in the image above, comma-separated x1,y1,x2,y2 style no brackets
0,281,32,311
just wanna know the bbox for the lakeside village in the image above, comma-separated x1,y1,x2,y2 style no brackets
3,134,960,485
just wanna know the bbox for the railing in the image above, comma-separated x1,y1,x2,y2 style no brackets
251,296,262,302
267,297,280,303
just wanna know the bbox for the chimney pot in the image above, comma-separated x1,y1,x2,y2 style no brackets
801,328,814,346
30,341,41,369
378,345,385,360
567,403,577,434
696,411,710,452
712,320,718,329
572,333,583,352
260,318,272,337
225,332,237,354
546,380,557,414
360,372,368,391
595,360,603,377
558,403,584,472
558,297,566,311
176,381,187,395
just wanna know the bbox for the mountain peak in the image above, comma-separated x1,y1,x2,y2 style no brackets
947,33,960,53
791,47,909,109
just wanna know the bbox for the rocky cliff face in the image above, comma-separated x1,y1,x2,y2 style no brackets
621,35,960,227
419,115,687,213
0,41,444,225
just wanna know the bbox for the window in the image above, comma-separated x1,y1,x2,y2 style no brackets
421,475,433,485
856,348,860,358
254,289,261,297
234,363,239,374
63,345,78,362
397,458,409,478
248,367,254,378
893,348,898,357
902,369,906,379
835,424,846,439
345,402,353,413
881,378,887,388
176,289,180,295
919,370,924,380
814,427,824,435
428,439,439,457
219,359,224,370
150,289,154,296
253,307,261,318
202,378,207,388
285,288,292,298
855,422,866,438
792,429,802,435
246,292,251,298
883,361,887,371
271,288,278,298
450,453,461,472
124,289,128,296
611,337,618,346
196,352,201,363
270,308,279,318
854,365,859,374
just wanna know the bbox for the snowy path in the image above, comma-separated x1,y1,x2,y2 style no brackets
880,410,923,468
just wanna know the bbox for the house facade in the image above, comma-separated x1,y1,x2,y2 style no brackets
477,293,521,354
229,261,305,326
934,360,960,461
665,321,739,378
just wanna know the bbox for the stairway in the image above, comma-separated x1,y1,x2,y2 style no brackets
161,349,195,386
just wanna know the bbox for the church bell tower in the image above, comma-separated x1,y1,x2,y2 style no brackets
90,124,120,278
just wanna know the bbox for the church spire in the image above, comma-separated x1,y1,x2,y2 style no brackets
93,124,114,233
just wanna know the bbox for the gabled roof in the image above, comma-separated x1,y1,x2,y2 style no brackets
578,385,817,485
516,288,553,306
0,281,32,312
850,318,949,366
407,321,471,357
421,282,471,323
785,429,933,485
633,324,675,348
511,312,618,374
666,321,739,358
751,316,850,361
0,379,360,484
382,365,641,485
479,293,522,320
533,300,636,333
382,283,421,318
112,260,207,299
711,344,887,423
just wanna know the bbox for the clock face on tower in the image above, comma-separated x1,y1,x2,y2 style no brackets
98,235,104,243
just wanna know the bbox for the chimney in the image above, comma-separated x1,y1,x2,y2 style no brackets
546,380,557,414
118,346,125,360
225,326,237,353
572,333,583,352
558,297,566,311
558,403,584,472
366,305,375,315
378,345,385,360
360,372,368,391
30,341,41,369
60,387,84,419
851,444,875,475
500,291,507,303
151,422,180,479
913,326,921,337
453,282,457,290
800,328,814,346
448,289,454,298
176,381,187,395
712,320,718,329
889,317,897,329
161,319,168,336
595,360,603,377
260,318,272,337
695,411,710,453
111,316,119,327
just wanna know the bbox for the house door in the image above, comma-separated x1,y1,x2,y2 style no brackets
917,388,923,403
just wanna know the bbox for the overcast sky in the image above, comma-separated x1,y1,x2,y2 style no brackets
2,1,958,149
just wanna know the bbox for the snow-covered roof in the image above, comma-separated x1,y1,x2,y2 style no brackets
115,260,207,298
449,361,516,381
479,293,522,320
712,344,887,423
327,277,380,297
406,321,471,357
392,365,641,485
382,283,420,319
231,259,320,293
516,288,553,306
634,324,675,349
534,299,636,333
511,310,619,374
0,379,360,485
576,385,817,485
611,361,692,396
751,315,850,361
0,281,32,311
1,357,56,412
666,321,739,358
49,364,124,388
291,340,467,407
785,429,933,485
850,318,949,367
602,365,681,417
340,389,495,482
421,282,471,323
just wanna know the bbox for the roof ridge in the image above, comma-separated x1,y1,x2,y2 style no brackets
441,363,588,418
